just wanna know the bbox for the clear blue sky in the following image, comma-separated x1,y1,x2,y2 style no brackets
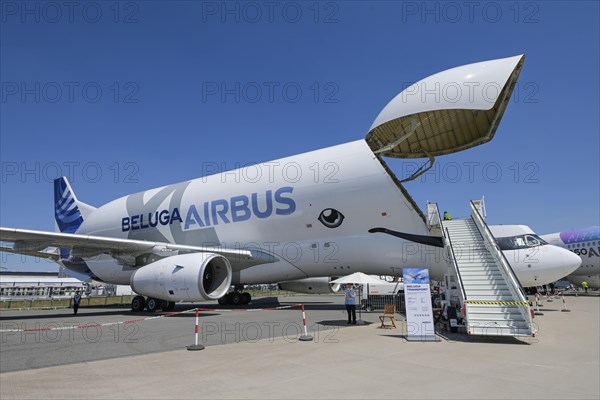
1,1,599,272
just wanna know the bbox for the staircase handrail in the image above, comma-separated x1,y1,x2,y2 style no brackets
444,227,467,303
434,203,467,304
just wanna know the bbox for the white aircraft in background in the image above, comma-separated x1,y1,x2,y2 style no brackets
541,227,599,288
0,55,581,311
489,225,583,287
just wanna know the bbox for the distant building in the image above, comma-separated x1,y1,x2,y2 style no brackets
0,272,84,300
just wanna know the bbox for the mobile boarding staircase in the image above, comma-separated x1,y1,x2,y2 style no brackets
428,201,535,337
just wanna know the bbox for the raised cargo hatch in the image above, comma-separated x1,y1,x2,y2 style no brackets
366,55,525,159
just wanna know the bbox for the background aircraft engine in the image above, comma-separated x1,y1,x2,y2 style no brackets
278,277,340,294
130,253,232,302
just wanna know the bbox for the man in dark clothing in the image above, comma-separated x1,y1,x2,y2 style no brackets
73,291,82,315
344,284,357,324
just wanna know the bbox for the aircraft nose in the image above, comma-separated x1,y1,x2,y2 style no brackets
556,246,582,278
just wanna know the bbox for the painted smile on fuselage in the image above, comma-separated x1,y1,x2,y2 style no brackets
368,227,443,248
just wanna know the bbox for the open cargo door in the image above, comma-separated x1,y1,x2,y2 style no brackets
366,55,525,160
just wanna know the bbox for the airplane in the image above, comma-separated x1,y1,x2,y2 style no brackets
0,55,582,312
489,224,583,287
541,227,600,288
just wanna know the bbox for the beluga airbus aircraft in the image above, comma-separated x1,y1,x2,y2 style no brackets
0,55,580,317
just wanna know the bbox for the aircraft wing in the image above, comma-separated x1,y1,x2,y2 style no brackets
0,227,254,263
0,244,60,261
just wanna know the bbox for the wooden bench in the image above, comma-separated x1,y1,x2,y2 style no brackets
379,304,397,329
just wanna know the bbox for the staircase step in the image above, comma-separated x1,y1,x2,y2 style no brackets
462,282,507,287
465,296,516,301
465,304,522,311
466,291,516,296
462,284,509,290
456,262,497,267
468,325,533,337
458,269,499,273
461,277,505,282
461,278,505,283
459,271,501,276
468,315,526,323
464,284,511,290
456,264,499,268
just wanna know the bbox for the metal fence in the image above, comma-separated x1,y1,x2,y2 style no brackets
360,293,405,314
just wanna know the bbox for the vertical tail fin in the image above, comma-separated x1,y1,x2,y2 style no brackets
53,177,96,233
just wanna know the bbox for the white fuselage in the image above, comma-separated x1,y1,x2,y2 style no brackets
72,140,441,285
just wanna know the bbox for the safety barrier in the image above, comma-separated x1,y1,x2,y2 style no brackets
187,308,205,351
560,292,571,312
534,293,544,316
298,304,313,341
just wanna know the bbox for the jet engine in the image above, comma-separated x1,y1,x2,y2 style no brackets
278,277,340,294
130,253,232,301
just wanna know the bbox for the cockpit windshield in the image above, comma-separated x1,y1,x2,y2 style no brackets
496,234,548,250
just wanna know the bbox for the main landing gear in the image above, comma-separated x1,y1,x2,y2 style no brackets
218,286,252,306
131,295,176,312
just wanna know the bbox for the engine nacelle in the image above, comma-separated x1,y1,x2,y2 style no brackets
130,253,232,302
278,277,340,294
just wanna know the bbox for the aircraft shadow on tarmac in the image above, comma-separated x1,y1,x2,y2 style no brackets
0,309,138,321
0,308,225,321
0,297,345,325
317,320,374,327
380,332,530,345
0,297,346,321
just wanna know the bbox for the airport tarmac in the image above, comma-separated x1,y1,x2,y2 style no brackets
1,295,599,399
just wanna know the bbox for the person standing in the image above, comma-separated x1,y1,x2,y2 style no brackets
73,291,82,315
345,283,357,324
582,281,588,294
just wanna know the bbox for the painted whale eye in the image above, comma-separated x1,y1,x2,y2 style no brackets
318,208,345,229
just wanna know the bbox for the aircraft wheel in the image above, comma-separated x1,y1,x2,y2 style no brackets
231,293,242,305
147,297,160,312
131,296,146,312
218,296,228,305
164,301,176,311
242,292,251,305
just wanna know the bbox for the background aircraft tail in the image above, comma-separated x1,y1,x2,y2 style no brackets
53,177,96,233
